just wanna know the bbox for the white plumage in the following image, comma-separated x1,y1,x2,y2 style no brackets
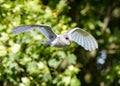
12,25,98,51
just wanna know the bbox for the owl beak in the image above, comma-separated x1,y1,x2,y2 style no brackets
68,39,71,45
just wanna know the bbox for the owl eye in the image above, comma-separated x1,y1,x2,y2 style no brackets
65,37,69,40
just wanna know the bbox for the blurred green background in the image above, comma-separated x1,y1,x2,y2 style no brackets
0,0,120,86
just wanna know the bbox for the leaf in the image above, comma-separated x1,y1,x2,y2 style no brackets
66,54,77,64
70,76,81,86
48,59,61,69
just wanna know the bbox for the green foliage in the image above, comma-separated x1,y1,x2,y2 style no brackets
0,0,120,86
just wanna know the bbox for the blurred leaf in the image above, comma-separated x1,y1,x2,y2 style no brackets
70,76,81,86
0,45,7,56
48,58,61,69
67,54,77,64
27,61,39,74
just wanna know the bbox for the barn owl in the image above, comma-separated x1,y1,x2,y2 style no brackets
12,25,98,51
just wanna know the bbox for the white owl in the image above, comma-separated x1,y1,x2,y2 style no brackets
12,25,98,51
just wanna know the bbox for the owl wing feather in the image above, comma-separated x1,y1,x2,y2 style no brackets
12,25,57,40
68,28,98,51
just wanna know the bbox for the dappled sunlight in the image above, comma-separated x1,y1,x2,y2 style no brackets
0,0,120,86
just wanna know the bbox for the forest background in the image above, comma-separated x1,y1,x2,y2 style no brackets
0,0,120,86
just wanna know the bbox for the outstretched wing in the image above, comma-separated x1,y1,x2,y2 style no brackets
68,27,98,51
12,25,57,40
